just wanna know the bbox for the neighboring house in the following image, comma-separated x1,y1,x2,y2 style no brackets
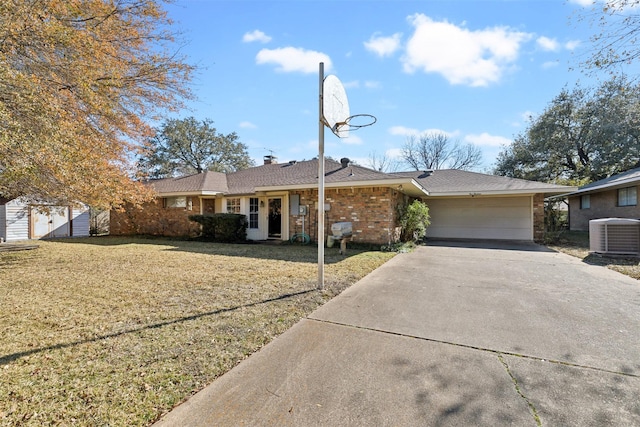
565,167,640,231
110,157,574,244
0,197,90,242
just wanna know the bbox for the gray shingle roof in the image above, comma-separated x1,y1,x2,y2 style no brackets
391,169,574,195
226,158,399,194
148,171,228,194
564,167,640,196
147,160,574,197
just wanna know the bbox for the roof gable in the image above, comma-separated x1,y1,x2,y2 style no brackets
391,169,574,196
149,171,228,195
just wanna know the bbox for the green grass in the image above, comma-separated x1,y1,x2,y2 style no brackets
0,237,395,426
548,230,640,280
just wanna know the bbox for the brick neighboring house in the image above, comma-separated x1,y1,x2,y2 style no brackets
565,167,640,231
110,157,574,244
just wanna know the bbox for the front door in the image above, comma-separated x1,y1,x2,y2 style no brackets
268,198,282,238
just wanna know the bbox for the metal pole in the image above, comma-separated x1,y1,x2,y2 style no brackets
317,62,325,290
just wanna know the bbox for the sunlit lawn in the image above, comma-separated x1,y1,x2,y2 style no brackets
0,237,395,426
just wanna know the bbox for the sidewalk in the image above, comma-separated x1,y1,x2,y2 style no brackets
154,243,640,426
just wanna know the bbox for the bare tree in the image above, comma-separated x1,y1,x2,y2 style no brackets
365,151,401,172
401,133,482,171
579,0,640,74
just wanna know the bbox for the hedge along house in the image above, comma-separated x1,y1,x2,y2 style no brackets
0,197,90,242
110,157,575,244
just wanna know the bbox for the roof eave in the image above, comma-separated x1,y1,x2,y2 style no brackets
563,178,640,197
255,178,429,196
153,190,227,197
426,187,576,197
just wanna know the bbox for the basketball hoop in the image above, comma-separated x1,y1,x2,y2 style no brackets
334,114,377,137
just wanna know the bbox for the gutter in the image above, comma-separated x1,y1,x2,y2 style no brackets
255,178,429,197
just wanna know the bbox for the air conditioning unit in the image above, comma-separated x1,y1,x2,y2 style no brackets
589,218,640,255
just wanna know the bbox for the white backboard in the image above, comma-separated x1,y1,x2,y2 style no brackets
322,75,350,138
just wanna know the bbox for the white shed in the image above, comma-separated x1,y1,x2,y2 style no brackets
0,198,90,242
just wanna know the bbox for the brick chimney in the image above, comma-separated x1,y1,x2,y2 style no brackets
263,155,277,165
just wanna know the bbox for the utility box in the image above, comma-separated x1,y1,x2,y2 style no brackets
331,222,352,239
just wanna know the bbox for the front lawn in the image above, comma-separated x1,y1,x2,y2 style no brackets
0,237,395,426
548,231,640,280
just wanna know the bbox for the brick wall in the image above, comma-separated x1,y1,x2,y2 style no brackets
110,197,202,237
533,193,545,242
289,187,403,245
569,189,640,231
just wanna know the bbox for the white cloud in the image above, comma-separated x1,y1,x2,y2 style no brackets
364,32,403,57
341,134,363,145
389,125,421,136
243,30,272,44
401,14,532,87
389,126,458,138
565,40,581,50
464,133,511,147
541,60,559,69
364,80,381,89
385,148,404,159
239,121,257,129
568,0,596,6
256,47,332,73
537,36,559,52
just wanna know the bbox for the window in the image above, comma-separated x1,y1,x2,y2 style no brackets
249,198,259,229
226,198,241,213
580,194,590,209
618,187,637,207
165,196,186,208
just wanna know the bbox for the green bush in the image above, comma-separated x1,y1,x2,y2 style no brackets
399,200,431,242
544,199,569,244
189,214,248,243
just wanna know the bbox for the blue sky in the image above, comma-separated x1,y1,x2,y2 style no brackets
163,0,602,172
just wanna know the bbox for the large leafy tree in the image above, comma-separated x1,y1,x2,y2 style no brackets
402,132,482,171
138,117,255,178
495,77,640,183
0,0,193,208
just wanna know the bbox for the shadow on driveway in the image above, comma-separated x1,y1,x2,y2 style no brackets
425,238,557,253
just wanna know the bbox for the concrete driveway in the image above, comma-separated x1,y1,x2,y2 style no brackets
155,241,640,426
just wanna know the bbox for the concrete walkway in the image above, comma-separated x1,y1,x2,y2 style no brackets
154,241,640,426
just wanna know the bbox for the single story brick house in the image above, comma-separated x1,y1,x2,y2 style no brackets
565,167,640,231
110,157,574,244
0,197,90,242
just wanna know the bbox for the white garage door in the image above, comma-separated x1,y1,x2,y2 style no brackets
425,196,533,241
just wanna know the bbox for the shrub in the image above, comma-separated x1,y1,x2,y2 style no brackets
398,200,431,242
189,214,248,243
544,199,569,244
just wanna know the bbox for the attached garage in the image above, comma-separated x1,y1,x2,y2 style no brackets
426,196,533,241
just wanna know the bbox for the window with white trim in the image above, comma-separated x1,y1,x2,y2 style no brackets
226,198,241,213
580,194,590,209
249,198,259,229
618,186,637,207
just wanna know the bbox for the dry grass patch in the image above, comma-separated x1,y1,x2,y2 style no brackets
548,231,640,280
0,237,395,426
